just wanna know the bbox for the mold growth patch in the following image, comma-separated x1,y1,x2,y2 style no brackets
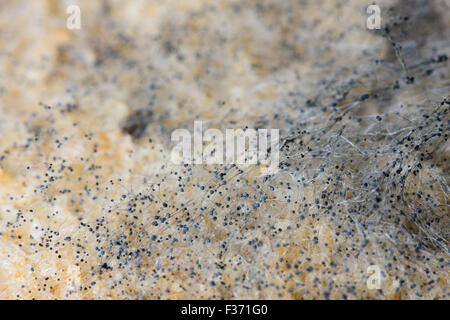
0,0,448,300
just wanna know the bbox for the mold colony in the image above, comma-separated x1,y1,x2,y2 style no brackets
0,0,448,299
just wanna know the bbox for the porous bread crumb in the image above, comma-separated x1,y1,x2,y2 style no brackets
0,0,449,299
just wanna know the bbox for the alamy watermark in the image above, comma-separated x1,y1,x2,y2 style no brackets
170,121,280,175
66,4,81,30
366,4,381,30
64,4,381,33
366,265,400,290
